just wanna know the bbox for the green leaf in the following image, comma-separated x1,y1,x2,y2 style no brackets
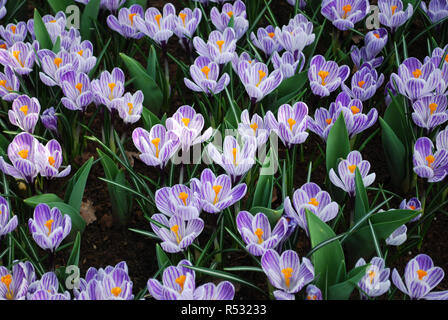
52,36,61,53
126,0,147,9
80,0,101,41
65,157,94,213
306,209,346,298
141,107,161,130
120,53,164,114
353,168,369,224
155,244,171,271
24,193,64,206
326,112,350,173
327,264,369,300
249,206,283,226
33,9,53,50
67,232,81,267
251,149,277,209
383,94,412,148
273,71,308,107
146,45,157,80
47,0,74,13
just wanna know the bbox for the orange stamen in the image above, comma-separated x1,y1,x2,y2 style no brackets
254,228,264,244
151,138,161,158
348,164,357,173
213,185,222,205
179,192,188,206
351,106,360,114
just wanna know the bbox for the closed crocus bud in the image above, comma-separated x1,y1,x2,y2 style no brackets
41,107,58,134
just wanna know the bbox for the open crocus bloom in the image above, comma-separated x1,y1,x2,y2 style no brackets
436,126,448,151
8,95,41,134
210,0,248,40
173,7,202,40
378,0,413,30
27,11,66,43
113,90,144,124
91,67,125,111
184,56,230,96
35,139,71,179
400,197,422,222
206,135,257,184
38,50,80,87
155,184,202,220
392,254,448,300
413,137,448,183
308,55,350,97
355,257,391,299
147,259,196,300
238,109,270,148
284,182,339,236
61,71,93,111
305,285,323,300
0,66,20,102
236,211,288,256
411,95,448,131
321,0,370,31
150,213,204,253
0,22,27,46
329,150,376,196
28,204,72,252
194,281,235,300
274,14,315,58
107,4,145,39
250,25,283,57
27,272,70,300
0,41,36,75
272,51,306,79
421,0,448,24
0,262,35,300
0,196,18,239
261,249,314,300
265,102,309,149
190,168,247,214
342,64,384,101
231,51,257,73
70,40,97,74
193,28,237,65
132,125,180,170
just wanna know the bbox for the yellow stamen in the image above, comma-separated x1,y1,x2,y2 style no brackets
179,192,188,206
111,287,122,297
171,224,182,244
18,149,28,159
287,118,296,131
0,44,6,49
318,70,329,86
108,83,116,100
45,219,54,235
409,205,416,210
50,20,56,23
232,148,238,166
308,198,319,207
429,103,438,115
179,12,187,26
391,5,398,15
342,4,352,19
127,102,134,115
254,228,264,244
48,156,55,167
250,122,258,134
417,269,427,281
307,295,317,300
0,80,11,91
1,274,13,300
129,13,137,25
75,82,83,94
268,32,275,38
181,117,190,127
281,268,293,288
201,66,210,79
20,105,28,115
374,33,380,39
256,70,266,87
13,50,23,67
54,57,62,68
369,270,375,284
212,185,222,205
10,26,16,34
351,106,360,114
175,275,186,293
155,14,162,29
358,81,365,88
426,155,435,167
216,40,225,53
227,11,233,18
413,69,422,78
326,118,332,125
77,50,83,56
445,54,448,64
348,164,357,173
151,138,161,158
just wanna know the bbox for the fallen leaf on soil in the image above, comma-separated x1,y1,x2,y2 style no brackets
80,200,97,225
125,151,140,167
352,34,363,44
100,213,114,230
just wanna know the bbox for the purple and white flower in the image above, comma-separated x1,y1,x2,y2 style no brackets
378,0,413,31
272,51,306,79
91,67,125,111
107,4,145,39
35,139,71,179
0,66,20,102
321,0,370,31
70,40,97,74
134,3,176,47
305,285,323,300
37,49,80,87
184,56,230,96
308,55,350,97
41,107,58,135
411,95,448,131
385,224,407,246
27,12,66,43
286,0,307,8
250,25,282,57
0,22,28,46
342,64,384,101
113,90,144,124
61,71,93,111
0,41,36,75
355,257,391,299
421,0,448,24
413,137,448,183
0,196,18,240
155,184,202,220
8,95,41,134
27,272,70,300
194,281,235,300
351,28,388,68
0,0,6,20
238,109,270,148
193,28,237,65
210,0,248,40
274,14,315,58
173,7,202,40
400,198,422,222
0,262,35,300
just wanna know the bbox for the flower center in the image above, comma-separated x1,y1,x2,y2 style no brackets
227,11,233,17
368,270,375,284
45,219,54,235
20,105,28,115
0,44,6,49
181,117,190,127
175,275,186,293
254,228,264,244
54,57,62,68
326,118,332,125
18,149,28,159
391,5,398,15
351,106,360,114
10,26,16,34
77,50,83,56
1,274,13,300
179,12,187,26
268,32,275,38
232,148,238,166
111,287,122,297
281,268,293,288
348,164,357,173
307,295,317,300
318,70,329,85
155,14,162,29
445,54,448,64
416,269,427,281
171,224,182,244
426,155,435,167
256,70,266,87
358,81,365,88
12,50,23,67
216,40,225,53
429,103,438,115
374,33,380,39
413,69,422,78
151,138,161,158
201,66,210,79
129,13,137,25
179,192,188,206
212,185,222,205
127,103,134,115
48,156,55,167
75,82,83,93
308,198,319,206
49,20,56,23
108,83,116,100
287,118,296,131
409,205,416,210
250,122,258,134
342,4,352,19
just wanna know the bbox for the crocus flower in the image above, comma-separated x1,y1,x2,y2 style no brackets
400,198,422,222
378,0,413,31
28,204,71,252
0,41,36,75
351,28,388,69
8,95,41,133
425,45,448,95
27,272,70,300
0,132,39,183
0,262,35,300
385,224,407,246
35,139,71,179
236,211,288,256
390,57,442,101
329,150,376,196
147,259,196,300
173,7,202,40
272,51,306,79
305,285,323,300
37,49,80,87
237,60,283,103
355,257,391,299
421,0,448,24
231,51,257,73
238,109,270,148
0,66,20,102
194,281,235,300
261,249,314,300
184,56,230,96
286,0,307,8
193,28,237,65
0,196,18,240
190,168,247,214
321,0,369,31
113,90,144,124
107,4,145,39
91,68,125,111
436,126,448,151
155,184,202,220
274,14,315,58
308,55,350,97
284,182,339,236
210,0,249,40
0,22,27,46
132,125,180,170
411,95,448,132
70,40,97,74
392,254,448,300
166,105,212,152
413,137,448,183
76,0,126,12
61,71,93,111
307,102,340,141
134,3,176,47
342,64,384,101
41,107,58,135
59,28,82,52
0,0,6,20
265,102,309,149
150,214,204,253
206,135,257,184
250,25,282,57
27,12,66,43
